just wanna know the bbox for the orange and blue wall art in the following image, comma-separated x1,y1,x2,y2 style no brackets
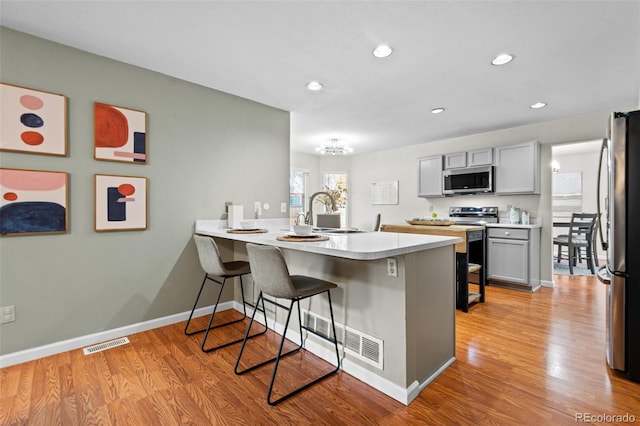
0,168,68,236
0,83,67,156
94,102,147,163
95,174,147,231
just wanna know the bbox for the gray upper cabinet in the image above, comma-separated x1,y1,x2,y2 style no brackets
444,152,467,169
445,148,493,169
495,140,541,194
467,148,493,167
418,155,444,197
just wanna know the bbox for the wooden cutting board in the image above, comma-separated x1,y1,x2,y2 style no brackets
276,235,329,242
406,220,455,226
381,223,483,253
227,229,268,234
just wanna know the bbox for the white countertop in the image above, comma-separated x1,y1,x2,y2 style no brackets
195,220,462,260
486,222,542,229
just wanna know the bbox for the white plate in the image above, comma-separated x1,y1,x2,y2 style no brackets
286,232,317,238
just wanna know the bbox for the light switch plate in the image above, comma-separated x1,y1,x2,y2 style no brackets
1,305,15,324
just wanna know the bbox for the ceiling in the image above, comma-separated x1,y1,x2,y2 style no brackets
1,1,639,155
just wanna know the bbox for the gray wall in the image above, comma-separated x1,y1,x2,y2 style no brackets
0,28,290,355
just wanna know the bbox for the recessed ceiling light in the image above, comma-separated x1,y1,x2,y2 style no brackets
431,108,445,114
373,45,393,58
306,81,323,91
491,53,514,66
530,102,547,109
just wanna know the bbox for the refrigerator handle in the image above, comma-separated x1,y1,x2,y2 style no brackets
597,265,611,285
597,138,609,251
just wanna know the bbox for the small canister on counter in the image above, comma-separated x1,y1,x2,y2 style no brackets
509,206,521,224
521,210,530,225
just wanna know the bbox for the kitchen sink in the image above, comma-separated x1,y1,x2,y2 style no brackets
313,228,367,234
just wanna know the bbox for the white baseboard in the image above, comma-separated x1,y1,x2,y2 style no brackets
406,356,456,403
0,302,233,368
298,328,455,405
541,279,555,288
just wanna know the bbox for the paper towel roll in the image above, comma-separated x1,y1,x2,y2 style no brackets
228,205,244,229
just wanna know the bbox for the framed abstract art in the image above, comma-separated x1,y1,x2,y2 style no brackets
0,168,69,236
94,102,147,163
0,83,67,156
95,174,147,231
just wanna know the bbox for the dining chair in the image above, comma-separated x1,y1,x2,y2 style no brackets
186,234,266,352
234,243,341,405
553,213,599,274
373,213,381,231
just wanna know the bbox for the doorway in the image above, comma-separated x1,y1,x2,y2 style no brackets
551,140,606,275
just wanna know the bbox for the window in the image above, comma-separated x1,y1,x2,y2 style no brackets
289,169,308,224
323,172,348,228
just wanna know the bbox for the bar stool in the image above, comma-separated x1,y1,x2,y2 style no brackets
234,243,341,406
186,234,266,352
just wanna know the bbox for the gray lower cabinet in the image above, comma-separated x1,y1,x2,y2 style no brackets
487,226,541,290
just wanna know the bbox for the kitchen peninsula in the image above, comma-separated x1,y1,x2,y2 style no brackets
195,220,461,404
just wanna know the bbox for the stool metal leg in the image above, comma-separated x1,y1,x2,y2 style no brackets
234,292,302,375
235,289,341,406
186,275,246,336
266,290,340,406
201,275,267,352
185,274,266,352
184,273,210,336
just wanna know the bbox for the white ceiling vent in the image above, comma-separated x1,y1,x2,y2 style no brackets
302,310,383,370
83,337,130,355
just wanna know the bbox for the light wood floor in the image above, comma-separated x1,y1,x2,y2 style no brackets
2,274,639,425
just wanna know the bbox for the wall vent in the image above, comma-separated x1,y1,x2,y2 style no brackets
83,337,130,355
302,310,383,369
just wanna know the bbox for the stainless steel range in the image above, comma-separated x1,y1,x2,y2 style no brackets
448,206,499,225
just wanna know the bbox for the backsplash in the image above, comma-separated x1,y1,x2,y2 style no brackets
424,193,542,224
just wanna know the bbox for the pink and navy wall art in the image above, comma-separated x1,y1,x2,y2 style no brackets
94,102,147,163
95,174,147,231
0,168,68,236
0,83,67,156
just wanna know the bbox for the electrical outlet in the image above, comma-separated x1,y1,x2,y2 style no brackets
281,202,287,213
387,258,398,277
1,305,15,324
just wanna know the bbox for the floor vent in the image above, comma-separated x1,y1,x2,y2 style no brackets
302,310,383,369
83,337,130,355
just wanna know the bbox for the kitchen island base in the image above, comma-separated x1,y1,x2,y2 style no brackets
195,220,459,405
273,246,457,405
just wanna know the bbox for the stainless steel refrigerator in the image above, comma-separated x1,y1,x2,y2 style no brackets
597,109,640,382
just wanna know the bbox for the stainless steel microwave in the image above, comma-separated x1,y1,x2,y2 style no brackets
443,166,494,195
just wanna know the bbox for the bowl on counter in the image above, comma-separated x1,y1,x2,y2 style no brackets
293,224,313,236
240,220,258,229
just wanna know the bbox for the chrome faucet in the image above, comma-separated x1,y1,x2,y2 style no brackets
304,191,337,226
